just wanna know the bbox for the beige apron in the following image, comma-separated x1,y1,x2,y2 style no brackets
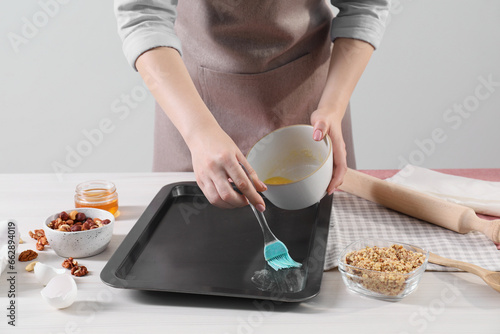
153,0,356,171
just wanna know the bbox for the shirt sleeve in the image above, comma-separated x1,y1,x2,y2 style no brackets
330,0,391,49
114,0,182,71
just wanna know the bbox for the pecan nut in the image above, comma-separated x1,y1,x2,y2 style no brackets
71,265,88,277
18,250,38,262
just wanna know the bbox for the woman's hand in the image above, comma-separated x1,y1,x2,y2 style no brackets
136,47,266,211
188,124,267,211
310,108,347,194
312,38,375,194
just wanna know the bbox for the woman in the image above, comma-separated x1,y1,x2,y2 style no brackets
114,0,390,212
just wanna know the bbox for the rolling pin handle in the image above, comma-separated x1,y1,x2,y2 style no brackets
464,210,500,244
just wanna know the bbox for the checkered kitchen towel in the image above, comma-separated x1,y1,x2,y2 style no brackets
324,192,500,271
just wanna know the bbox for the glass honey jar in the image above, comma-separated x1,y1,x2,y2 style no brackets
74,180,119,217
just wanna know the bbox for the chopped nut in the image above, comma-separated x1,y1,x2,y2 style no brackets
18,250,38,262
102,219,111,225
62,257,78,269
19,237,24,244
71,265,88,277
344,244,425,296
25,261,38,272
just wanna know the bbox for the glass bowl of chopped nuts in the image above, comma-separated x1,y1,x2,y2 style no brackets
43,208,115,258
337,239,429,301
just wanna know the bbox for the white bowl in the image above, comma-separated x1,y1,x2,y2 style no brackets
247,124,333,210
43,208,114,258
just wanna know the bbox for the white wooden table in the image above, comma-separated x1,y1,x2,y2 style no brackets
1,173,499,334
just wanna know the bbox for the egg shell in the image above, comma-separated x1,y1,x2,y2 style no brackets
34,262,67,286
40,274,77,309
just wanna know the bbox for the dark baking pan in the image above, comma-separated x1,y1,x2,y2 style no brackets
101,182,333,302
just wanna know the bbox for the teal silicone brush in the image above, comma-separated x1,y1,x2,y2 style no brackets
240,163,302,271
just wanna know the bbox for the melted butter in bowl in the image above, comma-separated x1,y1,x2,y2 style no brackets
263,149,321,186
264,176,294,185
246,125,333,210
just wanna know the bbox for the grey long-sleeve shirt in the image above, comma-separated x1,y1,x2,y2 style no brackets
114,0,390,70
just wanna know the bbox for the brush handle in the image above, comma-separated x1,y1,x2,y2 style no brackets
338,168,500,243
248,203,278,245
239,163,278,245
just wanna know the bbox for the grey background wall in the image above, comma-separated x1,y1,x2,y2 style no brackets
1,0,499,175
352,0,500,170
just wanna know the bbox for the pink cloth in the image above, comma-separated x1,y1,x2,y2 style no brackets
356,168,500,249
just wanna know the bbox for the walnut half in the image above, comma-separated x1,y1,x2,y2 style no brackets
62,257,78,269
29,229,45,240
71,265,88,277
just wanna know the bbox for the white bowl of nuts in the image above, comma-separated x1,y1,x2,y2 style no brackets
43,208,114,258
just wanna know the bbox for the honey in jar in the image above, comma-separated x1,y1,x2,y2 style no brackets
74,180,119,217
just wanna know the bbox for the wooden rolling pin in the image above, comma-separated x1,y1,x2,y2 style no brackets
338,168,500,244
